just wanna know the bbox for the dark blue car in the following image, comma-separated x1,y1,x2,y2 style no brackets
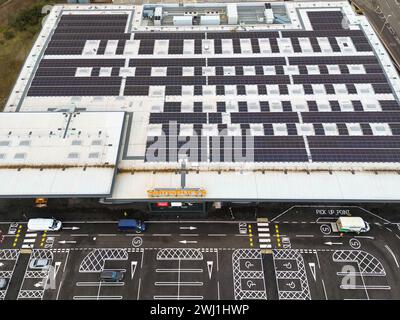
118,219,146,233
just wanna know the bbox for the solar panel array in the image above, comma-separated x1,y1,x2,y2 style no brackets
24,10,400,163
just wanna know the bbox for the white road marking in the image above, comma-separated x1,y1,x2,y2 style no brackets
177,259,181,300
56,281,63,300
257,223,269,227
179,240,197,244
309,263,316,281
271,206,296,222
321,279,328,300
23,239,35,243
258,233,270,237
76,282,124,287
179,226,197,230
156,268,203,273
340,285,391,290
73,296,123,300
258,228,270,232
25,233,38,238
259,239,271,243
260,244,272,249
207,261,213,279
385,245,399,268
155,282,203,286
137,278,141,300
21,244,33,249
131,261,137,279
153,295,203,300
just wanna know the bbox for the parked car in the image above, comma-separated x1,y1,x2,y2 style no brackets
335,217,370,234
29,258,51,270
118,219,146,233
99,270,124,282
0,278,8,290
27,218,62,232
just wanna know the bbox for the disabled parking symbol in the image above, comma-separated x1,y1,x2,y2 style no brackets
246,280,256,289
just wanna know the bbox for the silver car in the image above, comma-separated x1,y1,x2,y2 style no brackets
0,278,8,290
29,258,51,270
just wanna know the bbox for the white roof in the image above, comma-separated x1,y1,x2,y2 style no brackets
337,217,366,228
0,112,124,197
110,170,400,202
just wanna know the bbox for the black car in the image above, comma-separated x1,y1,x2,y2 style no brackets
99,270,124,282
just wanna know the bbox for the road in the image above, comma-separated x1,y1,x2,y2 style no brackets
0,205,399,300
351,0,400,70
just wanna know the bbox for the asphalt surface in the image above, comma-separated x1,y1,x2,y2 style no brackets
351,0,400,69
0,205,399,300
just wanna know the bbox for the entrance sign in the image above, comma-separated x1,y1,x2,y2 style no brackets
147,188,206,198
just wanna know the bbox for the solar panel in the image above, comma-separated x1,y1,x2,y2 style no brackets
20,10,400,165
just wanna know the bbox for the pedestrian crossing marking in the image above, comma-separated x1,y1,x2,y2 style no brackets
258,233,270,237
255,222,272,249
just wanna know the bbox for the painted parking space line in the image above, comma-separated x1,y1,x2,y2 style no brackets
153,295,203,300
76,282,125,287
154,281,203,286
156,268,203,273
73,296,123,300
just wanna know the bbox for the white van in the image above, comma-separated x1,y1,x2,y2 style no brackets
335,217,370,234
27,218,62,232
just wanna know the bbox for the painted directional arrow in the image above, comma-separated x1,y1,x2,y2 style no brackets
308,262,316,281
131,261,137,279
54,262,61,278
0,262,4,267
324,242,343,246
179,226,197,231
34,281,43,288
62,227,80,231
179,240,198,244
58,240,77,244
207,261,213,279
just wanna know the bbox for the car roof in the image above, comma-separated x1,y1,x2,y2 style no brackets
28,218,54,229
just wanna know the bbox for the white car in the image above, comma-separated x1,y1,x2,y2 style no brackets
29,258,51,270
27,218,62,232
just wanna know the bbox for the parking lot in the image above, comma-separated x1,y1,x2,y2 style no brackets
0,205,400,300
